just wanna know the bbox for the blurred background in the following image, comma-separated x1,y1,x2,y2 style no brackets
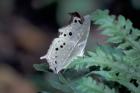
0,0,140,93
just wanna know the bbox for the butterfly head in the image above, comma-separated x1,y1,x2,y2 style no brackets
69,12,84,24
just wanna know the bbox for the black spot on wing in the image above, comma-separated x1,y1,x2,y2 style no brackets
64,34,66,36
54,67,57,71
55,61,57,64
60,45,63,48
63,43,66,45
55,48,59,51
69,32,72,36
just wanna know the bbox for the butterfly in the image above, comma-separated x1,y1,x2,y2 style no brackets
40,12,91,73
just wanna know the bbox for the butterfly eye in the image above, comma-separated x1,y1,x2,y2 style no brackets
74,19,77,23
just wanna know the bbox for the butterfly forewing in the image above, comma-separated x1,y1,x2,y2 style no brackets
62,15,91,68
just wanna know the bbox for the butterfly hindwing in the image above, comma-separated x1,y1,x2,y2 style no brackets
48,38,75,72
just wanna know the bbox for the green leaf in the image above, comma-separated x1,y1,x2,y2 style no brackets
69,45,140,93
117,15,126,28
92,9,140,59
33,63,49,72
107,36,123,43
75,77,116,93
93,71,112,80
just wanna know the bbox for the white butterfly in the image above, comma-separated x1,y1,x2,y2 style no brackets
40,12,91,73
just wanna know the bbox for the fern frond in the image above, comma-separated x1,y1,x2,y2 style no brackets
69,46,140,93
33,63,49,72
74,77,116,93
91,10,140,61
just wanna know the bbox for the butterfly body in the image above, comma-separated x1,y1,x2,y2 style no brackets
41,13,91,73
